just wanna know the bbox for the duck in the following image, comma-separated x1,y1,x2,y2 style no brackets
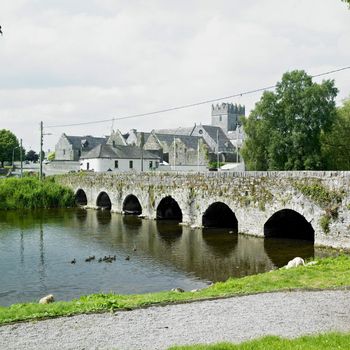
125,256,130,261
70,258,76,264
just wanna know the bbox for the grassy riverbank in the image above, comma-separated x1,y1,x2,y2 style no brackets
0,177,75,210
1,255,350,325
168,333,350,350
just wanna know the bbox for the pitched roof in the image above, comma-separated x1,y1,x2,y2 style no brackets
197,125,235,151
81,144,160,160
65,135,107,150
154,127,194,136
154,133,206,150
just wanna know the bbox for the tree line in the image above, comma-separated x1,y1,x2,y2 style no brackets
240,70,350,171
0,130,43,167
1,69,349,171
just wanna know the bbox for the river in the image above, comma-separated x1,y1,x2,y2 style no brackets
0,209,333,306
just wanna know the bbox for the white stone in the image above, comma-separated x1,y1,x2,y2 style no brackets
285,257,305,269
39,294,55,304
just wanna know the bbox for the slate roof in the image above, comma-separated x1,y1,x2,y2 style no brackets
154,127,194,136
81,144,160,160
155,133,206,150
200,125,235,151
65,135,107,150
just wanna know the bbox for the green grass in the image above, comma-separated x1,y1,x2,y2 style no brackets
168,333,350,350
1,255,350,325
0,177,75,210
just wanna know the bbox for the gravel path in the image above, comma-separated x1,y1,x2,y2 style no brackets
1,290,350,350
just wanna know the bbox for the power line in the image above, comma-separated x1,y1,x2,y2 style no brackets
46,65,350,129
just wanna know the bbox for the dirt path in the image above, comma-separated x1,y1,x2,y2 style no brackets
1,290,350,350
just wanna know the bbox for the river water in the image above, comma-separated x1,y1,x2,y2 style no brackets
0,209,333,306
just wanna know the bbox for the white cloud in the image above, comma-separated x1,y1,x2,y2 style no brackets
0,0,349,151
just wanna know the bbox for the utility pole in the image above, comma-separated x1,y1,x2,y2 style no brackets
39,121,43,180
20,138,23,178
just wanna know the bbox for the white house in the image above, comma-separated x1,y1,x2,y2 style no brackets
80,144,160,172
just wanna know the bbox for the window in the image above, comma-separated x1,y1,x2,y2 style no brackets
78,150,81,157
149,161,153,169
112,141,116,147
63,149,66,155
129,160,133,169
219,115,222,122
86,162,89,170
115,160,118,169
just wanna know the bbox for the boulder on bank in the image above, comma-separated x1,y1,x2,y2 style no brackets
285,257,305,269
39,294,55,304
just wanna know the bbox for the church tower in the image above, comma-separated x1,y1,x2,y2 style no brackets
211,103,245,134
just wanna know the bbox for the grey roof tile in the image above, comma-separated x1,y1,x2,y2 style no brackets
81,144,160,160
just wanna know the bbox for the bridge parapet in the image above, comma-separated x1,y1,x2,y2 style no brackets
56,171,350,249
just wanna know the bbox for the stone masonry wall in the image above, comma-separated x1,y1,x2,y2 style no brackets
56,171,350,249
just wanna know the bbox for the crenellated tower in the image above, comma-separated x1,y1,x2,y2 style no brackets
211,103,245,134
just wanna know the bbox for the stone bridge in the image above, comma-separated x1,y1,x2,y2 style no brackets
56,171,350,249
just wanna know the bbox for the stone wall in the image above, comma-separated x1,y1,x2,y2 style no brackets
56,171,350,249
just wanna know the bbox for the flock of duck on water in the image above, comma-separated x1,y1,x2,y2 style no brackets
70,246,137,264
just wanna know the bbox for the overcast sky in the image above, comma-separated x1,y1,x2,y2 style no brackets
0,0,349,152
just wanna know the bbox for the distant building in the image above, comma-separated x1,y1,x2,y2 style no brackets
154,123,236,163
143,131,209,166
55,133,107,161
80,144,160,172
106,129,128,147
126,129,151,147
211,103,245,134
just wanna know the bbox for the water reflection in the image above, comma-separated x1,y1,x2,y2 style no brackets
202,228,238,255
156,220,182,244
96,210,111,225
75,208,87,223
264,238,314,267
0,209,337,306
122,215,143,228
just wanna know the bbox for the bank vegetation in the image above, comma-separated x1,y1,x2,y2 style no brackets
0,177,75,210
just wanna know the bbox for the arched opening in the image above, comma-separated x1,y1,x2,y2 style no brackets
156,196,182,221
264,209,314,242
96,191,112,210
75,189,87,206
123,195,142,215
202,202,238,231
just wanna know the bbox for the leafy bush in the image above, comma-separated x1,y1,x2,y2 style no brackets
0,177,75,210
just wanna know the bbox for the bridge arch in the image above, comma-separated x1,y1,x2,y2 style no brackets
264,209,314,242
123,194,142,215
202,202,238,231
156,196,183,221
75,189,87,206
96,191,112,210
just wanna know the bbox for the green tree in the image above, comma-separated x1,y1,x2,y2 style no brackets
342,0,350,8
25,150,39,163
0,129,20,167
47,151,55,161
322,98,350,169
241,70,338,170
